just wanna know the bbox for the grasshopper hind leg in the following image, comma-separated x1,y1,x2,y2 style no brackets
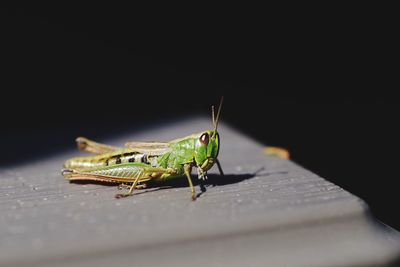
62,163,175,199
118,183,147,190
114,170,143,199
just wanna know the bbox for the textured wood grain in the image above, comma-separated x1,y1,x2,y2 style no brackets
1,118,399,267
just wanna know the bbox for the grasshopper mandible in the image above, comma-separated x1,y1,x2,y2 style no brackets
62,98,224,200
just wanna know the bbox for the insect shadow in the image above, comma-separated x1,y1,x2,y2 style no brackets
144,168,287,198
133,173,258,198
70,173,256,191
70,168,288,198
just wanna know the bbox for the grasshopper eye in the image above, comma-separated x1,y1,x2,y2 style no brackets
200,133,209,145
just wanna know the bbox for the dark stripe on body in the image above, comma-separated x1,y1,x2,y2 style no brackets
109,152,137,164
99,152,152,165
121,152,139,163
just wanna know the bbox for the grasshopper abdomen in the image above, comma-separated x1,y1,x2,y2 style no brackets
64,150,150,170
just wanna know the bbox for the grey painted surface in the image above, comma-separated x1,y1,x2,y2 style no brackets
1,118,399,267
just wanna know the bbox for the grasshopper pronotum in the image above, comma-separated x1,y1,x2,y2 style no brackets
62,98,224,200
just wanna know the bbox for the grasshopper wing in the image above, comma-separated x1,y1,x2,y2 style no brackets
124,141,171,155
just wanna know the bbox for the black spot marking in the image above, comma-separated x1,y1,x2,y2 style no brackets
142,154,148,164
121,152,138,163
106,152,141,164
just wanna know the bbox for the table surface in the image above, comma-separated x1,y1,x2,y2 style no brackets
1,118,399,267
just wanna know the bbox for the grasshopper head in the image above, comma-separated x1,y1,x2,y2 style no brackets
194,97,223,178
194,130,220,173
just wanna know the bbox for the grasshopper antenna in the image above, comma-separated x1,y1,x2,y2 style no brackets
211,105,216,128
214,96,224,131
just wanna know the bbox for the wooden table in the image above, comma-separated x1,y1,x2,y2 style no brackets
1,118,399,267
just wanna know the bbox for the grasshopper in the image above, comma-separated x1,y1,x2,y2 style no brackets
62,98,224,200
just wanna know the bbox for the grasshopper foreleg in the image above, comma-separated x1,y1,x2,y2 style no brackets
216,159,224,176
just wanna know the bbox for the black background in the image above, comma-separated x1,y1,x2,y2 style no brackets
1,5,398,229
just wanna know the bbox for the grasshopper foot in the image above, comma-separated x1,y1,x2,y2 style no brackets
117,183,130,190
118,183,147,191
115,193,133,199
136,184,147,189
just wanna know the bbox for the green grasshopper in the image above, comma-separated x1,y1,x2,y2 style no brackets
62,98,224,200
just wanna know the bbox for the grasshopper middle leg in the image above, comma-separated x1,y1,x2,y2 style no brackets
184,164,196,201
